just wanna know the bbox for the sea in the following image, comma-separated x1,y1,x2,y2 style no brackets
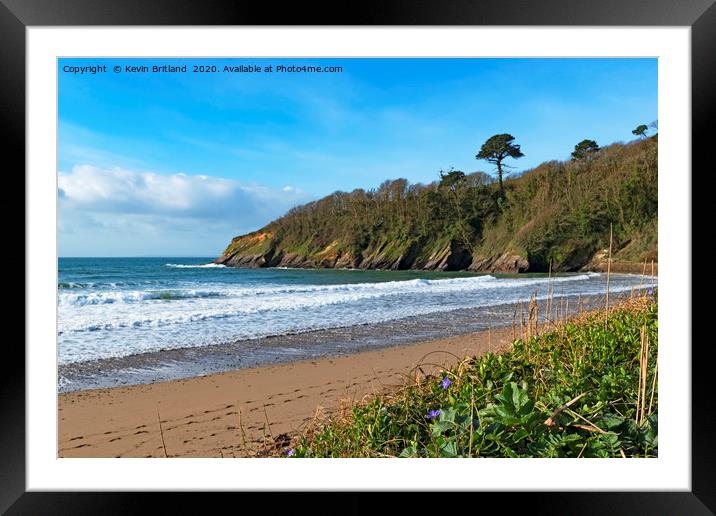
58,257,657,392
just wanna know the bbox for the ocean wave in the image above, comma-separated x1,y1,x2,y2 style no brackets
59,280,164,289
59,289,229,306
57,272,600,307
58,272,616,334
60,281,644,336
165,263,226,268
59,282,91,289
220,272,597,297
59,290,421,332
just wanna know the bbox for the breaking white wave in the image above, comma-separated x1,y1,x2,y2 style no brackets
57,267,654,364
59,289,230,306
165,263,226,268
58,272,600,308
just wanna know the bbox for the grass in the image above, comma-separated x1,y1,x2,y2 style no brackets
289,292,658,458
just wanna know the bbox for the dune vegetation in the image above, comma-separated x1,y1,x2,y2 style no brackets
290,292,658,458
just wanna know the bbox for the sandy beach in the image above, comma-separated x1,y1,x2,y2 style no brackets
58,326,515,458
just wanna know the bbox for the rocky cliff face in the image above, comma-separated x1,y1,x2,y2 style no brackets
215,232,657,273
216,233,533,273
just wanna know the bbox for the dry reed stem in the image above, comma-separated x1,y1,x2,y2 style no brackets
488,321,492,353
572,423,605,434
550,294,559,321
410,350,463,382
546,261,553,327
577,441,588,458
648,361,658,417
605,223,613,321
640,329,650,425
237,406,248,448
566,409,607,434
636,340,642,425
565,298,569,324
468,385,475,457
544,391,588,427
639,259,647,289
527,297,533,339
263,405,274,440
636,324,647,425
157,411,168,458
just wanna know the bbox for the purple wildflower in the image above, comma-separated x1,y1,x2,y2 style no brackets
285,448,295,457
440,377,452,390
427,409,441,420
646,288,654,296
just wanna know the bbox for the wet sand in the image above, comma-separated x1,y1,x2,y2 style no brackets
58,326,515,458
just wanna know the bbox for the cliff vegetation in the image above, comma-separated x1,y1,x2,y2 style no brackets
217,136,657,273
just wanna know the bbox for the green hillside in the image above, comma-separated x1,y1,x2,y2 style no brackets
216,137,657,273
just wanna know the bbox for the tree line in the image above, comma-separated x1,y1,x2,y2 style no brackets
263,125,657,270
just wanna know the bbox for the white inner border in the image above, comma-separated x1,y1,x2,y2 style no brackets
27,27,690,491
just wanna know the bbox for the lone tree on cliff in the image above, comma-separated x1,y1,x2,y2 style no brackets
476,133,524,199
632,124,648,138
571,139,600,161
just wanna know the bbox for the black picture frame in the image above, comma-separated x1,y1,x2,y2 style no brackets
4,0,712,512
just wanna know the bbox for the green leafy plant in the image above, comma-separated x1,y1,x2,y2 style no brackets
293,295,658,458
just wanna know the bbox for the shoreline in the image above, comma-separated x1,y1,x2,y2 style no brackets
59,324,517,458
58,287,653,393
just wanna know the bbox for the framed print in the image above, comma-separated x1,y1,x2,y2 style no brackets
4,0,714,512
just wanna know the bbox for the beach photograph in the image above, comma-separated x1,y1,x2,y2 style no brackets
57,57,658,459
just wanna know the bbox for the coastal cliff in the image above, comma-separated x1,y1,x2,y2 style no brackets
217,231,530,273
217,138,657,273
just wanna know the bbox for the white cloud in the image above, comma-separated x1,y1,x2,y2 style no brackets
58,166,311,256
59,165,307,220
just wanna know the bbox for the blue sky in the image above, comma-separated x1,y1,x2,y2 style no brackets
58,58,657,257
